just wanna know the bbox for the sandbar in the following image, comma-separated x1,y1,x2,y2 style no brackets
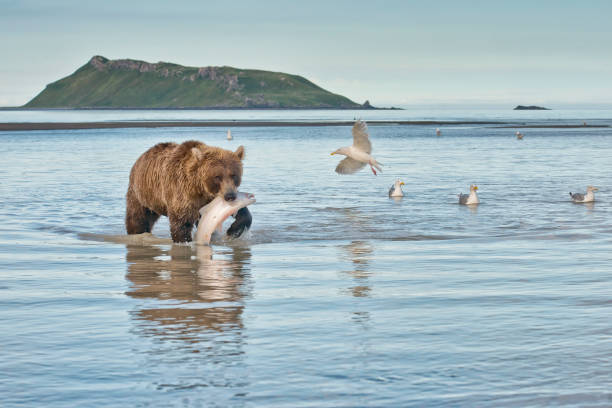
0,120,506,131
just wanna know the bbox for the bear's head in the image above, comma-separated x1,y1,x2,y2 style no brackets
188,143,245,202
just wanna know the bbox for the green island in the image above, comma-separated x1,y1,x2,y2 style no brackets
25,56,371,109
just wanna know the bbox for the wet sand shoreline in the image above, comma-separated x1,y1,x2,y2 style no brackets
493,124,609,129
0,121,608,131
0,120,506,131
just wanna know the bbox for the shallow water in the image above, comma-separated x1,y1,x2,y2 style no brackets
1,114,612,407
1,106,612,124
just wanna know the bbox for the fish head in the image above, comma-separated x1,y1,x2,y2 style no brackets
230,192,256,210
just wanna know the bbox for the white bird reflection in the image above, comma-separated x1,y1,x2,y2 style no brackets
340,241,374,298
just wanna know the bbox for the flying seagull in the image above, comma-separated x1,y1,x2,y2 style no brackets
331,120,383,175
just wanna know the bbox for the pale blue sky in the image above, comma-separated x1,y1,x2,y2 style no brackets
1,0,611,107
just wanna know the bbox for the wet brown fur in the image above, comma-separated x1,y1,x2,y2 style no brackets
126,140,245,242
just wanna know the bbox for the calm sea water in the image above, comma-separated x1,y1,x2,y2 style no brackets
1,110,611,407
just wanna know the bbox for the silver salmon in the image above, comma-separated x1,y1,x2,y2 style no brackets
195,192,256,245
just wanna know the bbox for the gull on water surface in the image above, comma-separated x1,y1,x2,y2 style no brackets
389,179,405,197
570,186,598,203
458,184,480,205
331,120,383,175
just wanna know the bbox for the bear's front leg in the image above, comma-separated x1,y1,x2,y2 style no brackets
226,207,252,238
169,213,194,243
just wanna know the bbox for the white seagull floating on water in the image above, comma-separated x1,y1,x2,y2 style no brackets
516,131,524,140
227,129,232,140
458,184,480,205
570,186,598,203
331,120,383,175
389,179,405,197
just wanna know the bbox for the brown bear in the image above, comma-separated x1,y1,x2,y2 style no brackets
125,140,249,243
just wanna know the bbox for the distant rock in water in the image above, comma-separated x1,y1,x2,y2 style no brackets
25,55,367,109
513,105,551,110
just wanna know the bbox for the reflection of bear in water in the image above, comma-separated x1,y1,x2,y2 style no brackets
125,244,252,338
125,140,251,243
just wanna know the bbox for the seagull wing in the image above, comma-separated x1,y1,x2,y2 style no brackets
458,194,469,204
570,192,585,201
352,120,372,154
388,186,395,197
335,157,367,174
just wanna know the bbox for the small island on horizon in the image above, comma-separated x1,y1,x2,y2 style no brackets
514,105,551,110
24,56,384,110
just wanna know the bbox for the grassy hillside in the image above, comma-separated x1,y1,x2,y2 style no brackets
25,56,364,109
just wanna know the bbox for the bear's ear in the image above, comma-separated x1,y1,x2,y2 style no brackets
234,145,245,161
191,147,203,160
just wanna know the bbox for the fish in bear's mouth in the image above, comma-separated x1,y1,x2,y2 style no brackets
196,192,255,245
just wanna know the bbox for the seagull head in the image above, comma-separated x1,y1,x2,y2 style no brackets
470,184,478,191
587,186,599,192
330,147,348,156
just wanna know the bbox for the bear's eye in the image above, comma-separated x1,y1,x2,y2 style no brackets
215,175,222,183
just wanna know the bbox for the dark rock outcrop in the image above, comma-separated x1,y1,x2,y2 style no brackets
514,105,550,110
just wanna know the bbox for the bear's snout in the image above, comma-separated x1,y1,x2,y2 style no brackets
224,192,237,202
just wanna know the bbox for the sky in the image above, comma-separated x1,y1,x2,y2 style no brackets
1,0,612,107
